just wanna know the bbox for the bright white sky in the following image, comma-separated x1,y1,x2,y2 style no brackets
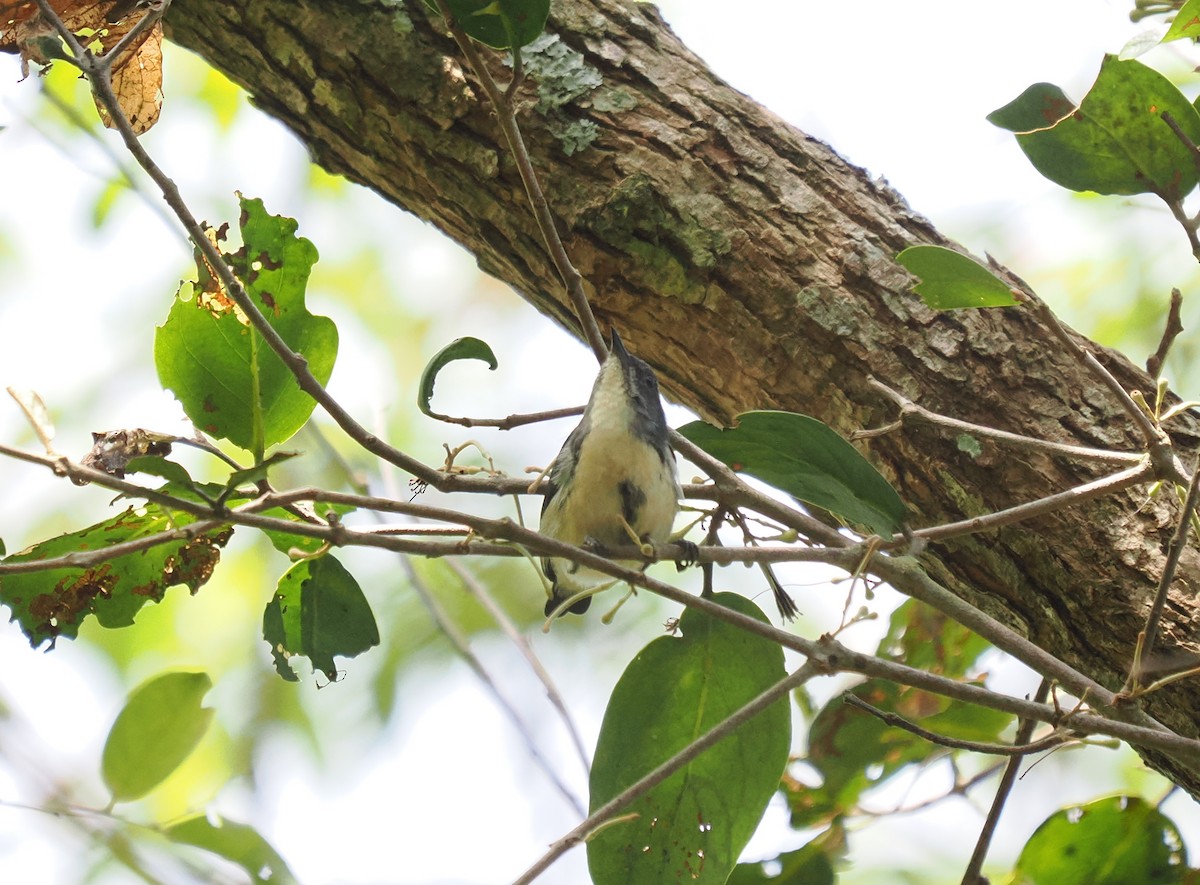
1,2,1198,884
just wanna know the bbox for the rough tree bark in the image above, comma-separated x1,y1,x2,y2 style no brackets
165,0,1200,791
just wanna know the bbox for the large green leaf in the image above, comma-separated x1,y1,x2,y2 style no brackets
0,505,233,649
896,245,1017,309
102,671,213,803
588,593,790,885
155,195,338,457
166,814,298,885
263,555,380,682
1014,796,1190,884
988,56,1200,200
678,411,906,536
424,0,550,49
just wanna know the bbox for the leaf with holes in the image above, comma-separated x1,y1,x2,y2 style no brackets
0,505,232,649
263,555,380,682
588,593,790,885
155,195,337,458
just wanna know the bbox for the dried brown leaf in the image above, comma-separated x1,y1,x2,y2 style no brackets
94,17,161,134
1,1,164,134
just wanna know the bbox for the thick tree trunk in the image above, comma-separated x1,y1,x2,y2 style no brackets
166,0,1200,791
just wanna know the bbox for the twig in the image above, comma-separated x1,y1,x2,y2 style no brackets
1154,112,1200,260
961,679,1052,885
862,377,1143,465
1025,295,1173,462
1147,288,1184,379
844,691,1069,756
32,0,451,487
427,404,583,430
431,1,606,361
399,557,586,817
1123,458,1200,693
511,661,821,885
1162,111,1200,172
907,461,1154,544
0,518,228,574
671,430,850,548
728,509,799,620
1163,193,1200,263
447,559,592,776
9,441,1200,764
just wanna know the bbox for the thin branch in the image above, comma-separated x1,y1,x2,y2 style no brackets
1125,457,1200,693
432,1,606,360
844,691,1070,757
447,560,592,776
427,404,584,430
0,518,228,574
1163,192,1200,263
1025,291,1178,474
861,377,1144,465
1147,288,1184,379
961,679,1052,885
9,441,1200,767
399,557,586,817
32,0,452,487
672,430,850,548
907,461,1154,544
511,661,821,885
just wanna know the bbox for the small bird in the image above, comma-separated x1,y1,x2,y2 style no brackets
538,329,681,618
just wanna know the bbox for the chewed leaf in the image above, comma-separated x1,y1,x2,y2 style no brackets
0,505,233,649
896,246,1017,309
155,195,338,457
678,411,906,536
102,671,213,803
262,555,380,682
589,593,790,885
418,336,498,418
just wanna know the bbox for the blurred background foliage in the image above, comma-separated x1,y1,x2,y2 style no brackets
3,2,1200,883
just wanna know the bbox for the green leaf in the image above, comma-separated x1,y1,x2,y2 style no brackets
166,813,298,885
1164,0,1200,43
262,555,380,682
678,411,906,536
155,195,338,457
896,245,1017,309
417,336,498,418
0,506,233,649
588,593,790,885
424,0,550,49
988,56,1200,200
101,671,213,803
1014,796,1189,884
123,455,200,492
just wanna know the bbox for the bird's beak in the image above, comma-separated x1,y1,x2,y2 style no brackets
609,328,628,359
